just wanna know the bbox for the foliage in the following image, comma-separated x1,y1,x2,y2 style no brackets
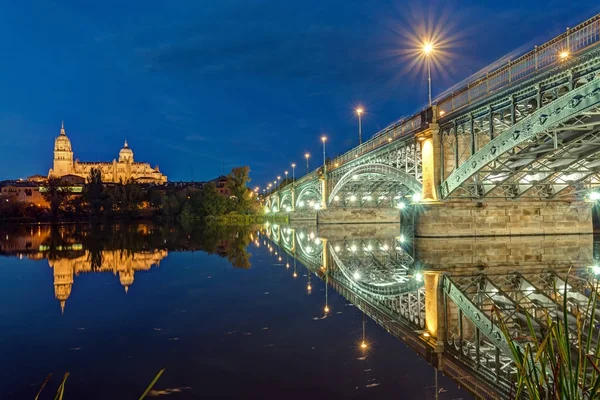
42,177,72,219
497,272,600,399
84,168,104,215
225,166,253,214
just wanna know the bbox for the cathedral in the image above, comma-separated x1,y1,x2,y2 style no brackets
48,122,167,183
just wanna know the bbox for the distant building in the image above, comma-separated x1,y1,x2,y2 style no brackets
211,175,230,197
0,181,48,207
48,122,167,184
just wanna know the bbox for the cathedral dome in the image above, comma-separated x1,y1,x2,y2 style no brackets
118,140,134,163
54,122,72,152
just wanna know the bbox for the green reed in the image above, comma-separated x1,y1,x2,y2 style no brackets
496,273,600,399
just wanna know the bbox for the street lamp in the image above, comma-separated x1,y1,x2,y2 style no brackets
305,153,310,174
356,107,364,145
423,42,434,107
291,163,296,182
321,136,327,173
284,170,288,184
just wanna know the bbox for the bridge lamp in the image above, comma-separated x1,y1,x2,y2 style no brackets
291,163,296,182
412,193,422,203
293,271,298,278
324,305,330,313
350,244,357,252
415,272,423,282
315,238,321,245
299,200,305,207
333,195,340,201
314,203,321,210
353,271,361,280
349,194,357,202
284,171,288,182
422,42,434,107
356,107,364,145
559,50,569,60
397,201,406,210
321,136,327,172
592,265,600,275
589,192,600,201
334,245,340,252
305,153,310,173
360,341,368,350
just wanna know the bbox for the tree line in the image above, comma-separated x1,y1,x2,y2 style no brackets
0,166,260,223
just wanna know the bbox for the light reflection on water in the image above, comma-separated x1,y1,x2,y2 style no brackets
0,223,473,399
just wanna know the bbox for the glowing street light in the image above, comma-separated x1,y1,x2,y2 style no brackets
356,107,364,145
305,153,310,174
559,50,569,60
422,42,434,107
284,170,288,183
291,163,296,182
321,136,327,173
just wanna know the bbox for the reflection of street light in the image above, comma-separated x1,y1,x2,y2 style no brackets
305,153,310,174
356,107,364,145
422,42,434,106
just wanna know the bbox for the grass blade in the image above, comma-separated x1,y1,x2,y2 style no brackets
138,367,166,400
34,374,52,400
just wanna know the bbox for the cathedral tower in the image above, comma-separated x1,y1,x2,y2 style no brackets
52,122,73,176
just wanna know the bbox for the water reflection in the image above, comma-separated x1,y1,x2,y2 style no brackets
261,222,599,399
0,223,255,313
2,221,597,399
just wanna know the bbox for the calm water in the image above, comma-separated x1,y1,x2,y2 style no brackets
0,223,469,400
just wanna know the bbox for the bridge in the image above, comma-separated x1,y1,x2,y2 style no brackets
260,222,598,399
264,14,600,236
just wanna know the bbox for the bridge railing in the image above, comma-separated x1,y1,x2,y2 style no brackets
438,13,600,115
329,112,424,170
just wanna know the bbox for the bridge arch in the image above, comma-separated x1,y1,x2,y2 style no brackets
295,186,321,209
328,163,422,206
280,192,293,211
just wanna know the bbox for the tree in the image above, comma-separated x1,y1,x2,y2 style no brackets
225,166,252,214
84,168,104,215
42,177,71,220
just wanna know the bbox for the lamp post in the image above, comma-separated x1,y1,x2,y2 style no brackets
305,153,310,174
423,43,434,107
284,170,288,185
291,163,296,182
321,136,327,173
356,108,364,145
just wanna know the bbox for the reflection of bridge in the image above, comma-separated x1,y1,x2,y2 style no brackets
262,222,598,399
265,14,600,236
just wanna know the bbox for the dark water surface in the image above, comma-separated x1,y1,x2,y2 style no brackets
0,223,469,399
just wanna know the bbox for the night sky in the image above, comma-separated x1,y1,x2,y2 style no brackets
0,0,598,186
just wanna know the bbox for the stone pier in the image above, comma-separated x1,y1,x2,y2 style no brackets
416,201,593,237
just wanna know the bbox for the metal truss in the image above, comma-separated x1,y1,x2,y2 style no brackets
327,163,422,207
441,76,600,199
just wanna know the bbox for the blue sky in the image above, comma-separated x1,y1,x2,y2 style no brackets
0,0,597,186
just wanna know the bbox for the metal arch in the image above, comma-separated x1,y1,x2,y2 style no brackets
280,192,293,209
328,163,423,205
441,78,600,198
295,185,321,206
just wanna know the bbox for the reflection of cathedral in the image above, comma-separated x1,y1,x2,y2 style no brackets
50,249,168,313
48,122,167,183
